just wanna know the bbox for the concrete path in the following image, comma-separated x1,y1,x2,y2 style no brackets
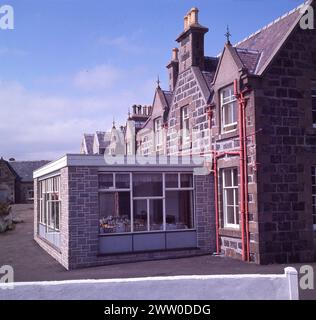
0,204,315,299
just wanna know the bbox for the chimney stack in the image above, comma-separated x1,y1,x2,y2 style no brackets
176,7,208,73
167,48,179,91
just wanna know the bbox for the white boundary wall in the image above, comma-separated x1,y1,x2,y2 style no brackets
0,267,299,300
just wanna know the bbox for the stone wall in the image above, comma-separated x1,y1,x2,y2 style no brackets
167,67,210,156
255,25,316,263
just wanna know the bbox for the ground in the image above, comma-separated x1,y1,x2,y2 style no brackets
0,205,315,300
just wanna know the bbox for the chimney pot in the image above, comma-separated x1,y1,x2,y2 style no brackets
172,48,179,61
184,15,188,30
190,7,199,25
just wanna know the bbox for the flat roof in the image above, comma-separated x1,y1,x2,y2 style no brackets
33,154,209,179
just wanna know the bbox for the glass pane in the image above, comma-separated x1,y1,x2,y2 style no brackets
165,174,178,188
99,174,113,189
225,189,234,206
226,206,235,225
149,199,163,231
224,170,232,187
165,191,194,230
133,173,163,197
99,192,131,233
181,174,193,188
133,200,148,232
232,101,238,123
116,174,130,189
235,206,239,225
233,168,238,187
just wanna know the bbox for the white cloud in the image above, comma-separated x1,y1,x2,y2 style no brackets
73,64,122,92
0,47,28,57
98,34,144,54
0,69,154,160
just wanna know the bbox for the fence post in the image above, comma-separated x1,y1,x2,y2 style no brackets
285,267,299,300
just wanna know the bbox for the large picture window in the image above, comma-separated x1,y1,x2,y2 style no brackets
312,166,316,230
222,168,239,228
220,85,238,132
98,172,194,234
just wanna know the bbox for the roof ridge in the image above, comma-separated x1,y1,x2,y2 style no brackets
234,0,311,48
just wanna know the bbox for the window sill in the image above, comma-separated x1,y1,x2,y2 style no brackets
217,130,238,141
219,227,241,238
98,229,196,237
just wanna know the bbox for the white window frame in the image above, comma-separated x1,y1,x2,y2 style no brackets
181,106,190,145
154,117,163,151
312,166,316,230
98,172,195,235
222,168,239,229
220,85,238,133
38,175,61,233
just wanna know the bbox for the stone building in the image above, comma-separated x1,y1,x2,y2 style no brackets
137,1,316,264
0,158,49,203
36,1,316,268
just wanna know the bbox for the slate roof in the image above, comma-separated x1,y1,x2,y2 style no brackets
95,131,111,149
83,134,94,154
9,161,51,182
163,91,173,108
234,1,311,75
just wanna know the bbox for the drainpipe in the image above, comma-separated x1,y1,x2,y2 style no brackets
213,152,220,254
241,90,250,262
234,79,246,262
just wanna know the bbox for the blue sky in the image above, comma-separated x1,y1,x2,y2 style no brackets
0,0,305,160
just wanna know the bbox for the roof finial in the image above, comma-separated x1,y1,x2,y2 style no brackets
225,25,231,45
112,117,116,129
156,75,161,88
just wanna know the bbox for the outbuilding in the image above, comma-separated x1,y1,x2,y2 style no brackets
33,154,215,270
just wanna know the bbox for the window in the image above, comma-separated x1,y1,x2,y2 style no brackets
98,172,194,234
222,168,239,228
99,173,131,234
180,106,190,145
154,117,163,151
312,81,316,128
220,85,238,132
99,192,131,233
27,187,34,200
312,166,316,230
133,173,162,197
38,176,61,232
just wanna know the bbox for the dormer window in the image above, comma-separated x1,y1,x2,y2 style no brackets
220,85,238,133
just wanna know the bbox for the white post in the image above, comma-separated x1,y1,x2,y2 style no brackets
285,267,299,300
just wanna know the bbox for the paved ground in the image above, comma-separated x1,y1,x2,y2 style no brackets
1,204,316,299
